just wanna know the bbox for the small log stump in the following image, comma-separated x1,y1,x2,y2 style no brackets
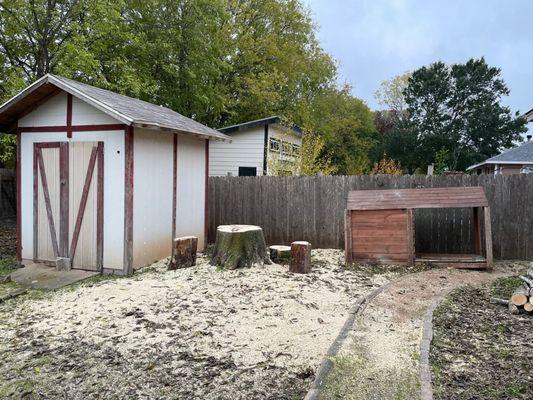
169,236,198,270
269,245,291,264
290,241,312,274
211,225,270,269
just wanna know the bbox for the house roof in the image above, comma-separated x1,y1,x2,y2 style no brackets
347,187,488,210
466,139,533,170
218,116,302,136
525,108,533,122
0,74,231,141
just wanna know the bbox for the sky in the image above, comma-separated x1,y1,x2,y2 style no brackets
302,0,532,119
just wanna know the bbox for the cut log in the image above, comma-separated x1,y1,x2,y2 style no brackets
523,302,533,313
489,297,510,306
510,285,529,306
290,241,312,274
169,236,198,270
211,225,270,269
269,245,291,264
508,303,520,315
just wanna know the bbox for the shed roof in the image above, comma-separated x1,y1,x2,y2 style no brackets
347,187,488,210
0,74,231,141
466,139,533,170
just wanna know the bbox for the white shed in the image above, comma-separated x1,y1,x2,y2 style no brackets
0,74,231,275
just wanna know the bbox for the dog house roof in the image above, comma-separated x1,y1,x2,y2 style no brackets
347,187,488,210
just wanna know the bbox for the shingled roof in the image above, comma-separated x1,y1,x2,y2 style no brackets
0,74,231,141
467,139,533,170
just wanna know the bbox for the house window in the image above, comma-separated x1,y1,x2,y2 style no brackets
269,138,280,153
238,167,257,176
292,144,300,156
282,142,292,156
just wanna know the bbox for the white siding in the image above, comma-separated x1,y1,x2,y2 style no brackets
132,128,174,268
72,96,119,125
18,92,67,127
176,135,207,250
20,130,125,269
209,127,264,176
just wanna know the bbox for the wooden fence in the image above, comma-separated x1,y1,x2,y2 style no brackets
207,174,533,260
0,169,16,220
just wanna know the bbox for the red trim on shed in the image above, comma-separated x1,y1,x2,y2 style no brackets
204,139,209,247
123,126,134,274
19,124,127,133
66,93,73,138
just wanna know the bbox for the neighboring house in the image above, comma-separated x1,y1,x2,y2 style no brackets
0,74,230,275
467,136,533,175
467,110,533,175
209,116,302,176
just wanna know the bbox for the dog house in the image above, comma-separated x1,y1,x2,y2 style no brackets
0,74,231,275
345,187,493,269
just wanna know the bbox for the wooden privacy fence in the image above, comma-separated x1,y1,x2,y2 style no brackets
0,169,16,219
207,174,533,260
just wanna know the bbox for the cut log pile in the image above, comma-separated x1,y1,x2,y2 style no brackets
490,268,533,315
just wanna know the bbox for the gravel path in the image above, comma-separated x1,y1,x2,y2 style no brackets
0,249,392,399
320,263,526,400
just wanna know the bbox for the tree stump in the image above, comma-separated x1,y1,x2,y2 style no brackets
290,241,312,274
211,225,270,269
269,245,291,264
169,236,198,270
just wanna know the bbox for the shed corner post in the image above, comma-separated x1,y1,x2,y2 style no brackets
204,138,209,250
483,206,493,270
123,125,134,276
344,209,352,264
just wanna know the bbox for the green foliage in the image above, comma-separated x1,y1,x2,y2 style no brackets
433,147,449,175
376,58,527,172
0,0,376,174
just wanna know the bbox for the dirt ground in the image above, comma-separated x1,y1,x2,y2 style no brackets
430,276,533,400
321,263,526,400
0,249,394,399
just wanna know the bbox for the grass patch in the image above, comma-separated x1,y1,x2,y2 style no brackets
322,355,420,400
430,278,532,400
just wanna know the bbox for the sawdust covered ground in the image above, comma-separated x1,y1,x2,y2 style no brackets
431,275,533,400
0,249,392,399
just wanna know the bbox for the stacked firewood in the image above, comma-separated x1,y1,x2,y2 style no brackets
491,268,533,315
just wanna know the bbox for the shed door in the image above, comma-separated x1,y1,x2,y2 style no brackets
34,143,67,263
33,141,103,271
68,142,104,271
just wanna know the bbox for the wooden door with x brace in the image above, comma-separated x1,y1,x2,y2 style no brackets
33,141,104,271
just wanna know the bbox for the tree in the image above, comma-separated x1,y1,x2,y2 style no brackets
401,58,527,171
371,155,402,175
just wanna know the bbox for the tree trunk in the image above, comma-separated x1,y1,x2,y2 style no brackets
290,241,312,274
269,245,291,264
523,302,533,313
169,236,198,270
211,225,270,269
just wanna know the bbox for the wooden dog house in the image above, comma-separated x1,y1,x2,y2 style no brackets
345,187,493,269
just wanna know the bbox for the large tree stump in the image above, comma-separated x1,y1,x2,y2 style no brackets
169,236,198,270
290,241,312,274
211,225,270,269
269,245,291,264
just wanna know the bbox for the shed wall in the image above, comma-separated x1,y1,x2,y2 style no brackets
176,135,207,250
20,130,125,269
132,128,174,268
349,209,410,263
18,92,67,127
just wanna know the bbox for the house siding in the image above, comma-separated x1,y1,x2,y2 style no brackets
209,127,265,176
